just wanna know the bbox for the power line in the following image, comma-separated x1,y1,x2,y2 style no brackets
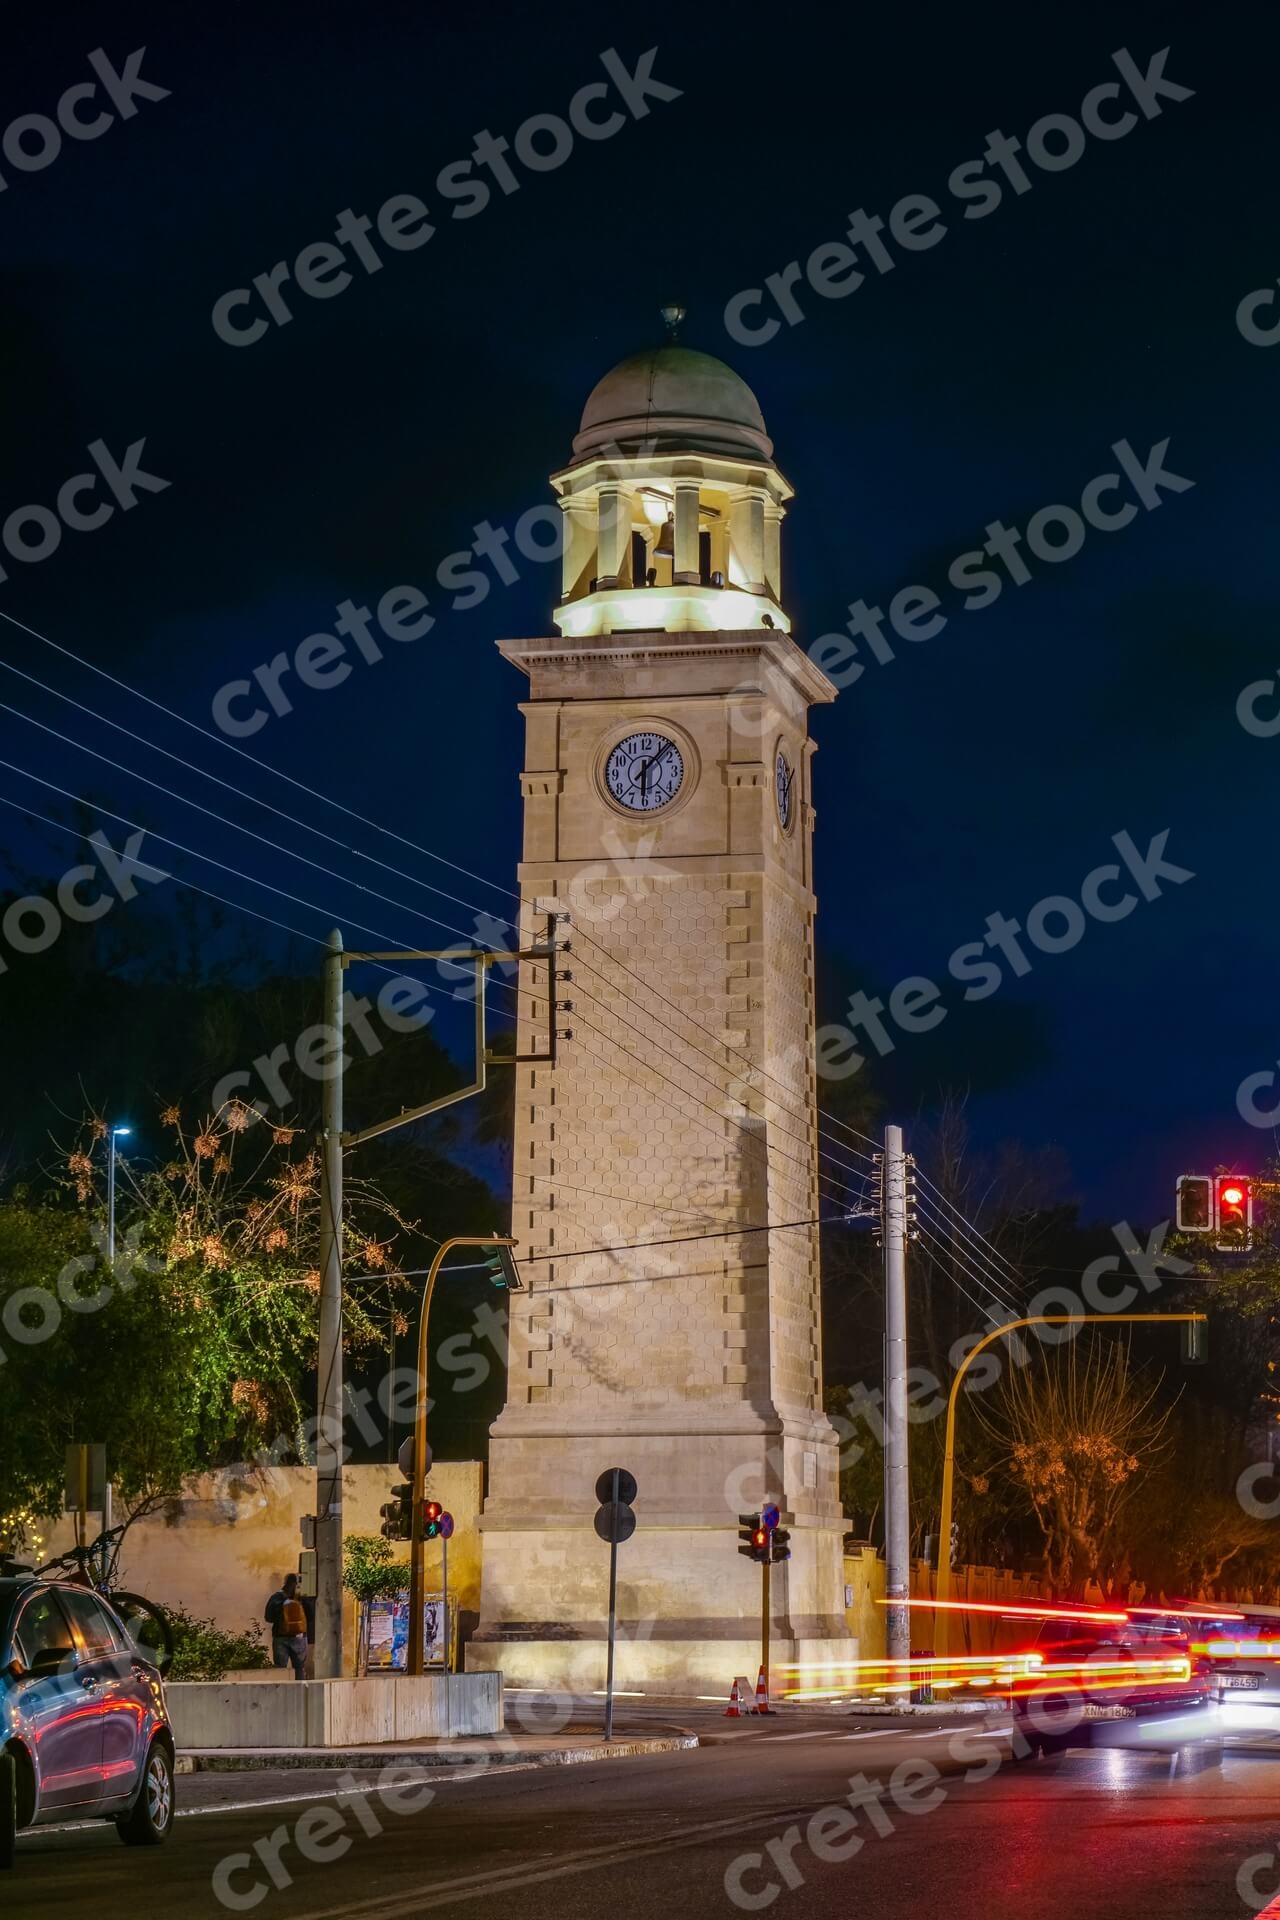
912,1165,1024,1285
0,751,523,1026
341,1208,871,1286
0,607,523,911
0,652,520,932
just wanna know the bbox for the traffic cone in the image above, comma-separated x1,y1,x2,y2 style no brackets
754,1666,771,1715
724,1677,747,1717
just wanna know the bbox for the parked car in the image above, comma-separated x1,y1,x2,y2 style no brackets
0,1576,175,1869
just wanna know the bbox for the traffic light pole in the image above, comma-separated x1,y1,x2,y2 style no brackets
761,1557,770,1700
407,1234,517,1677
882,1125,911,1667
933,1311,1207,1656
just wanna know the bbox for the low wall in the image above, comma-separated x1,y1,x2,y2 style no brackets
166,1671,503,1749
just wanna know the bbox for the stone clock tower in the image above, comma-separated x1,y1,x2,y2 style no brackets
468,334,852,1693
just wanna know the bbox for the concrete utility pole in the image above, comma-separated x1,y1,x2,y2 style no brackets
311,913,566,1678
315,928,346,1679
882,1124,910,1665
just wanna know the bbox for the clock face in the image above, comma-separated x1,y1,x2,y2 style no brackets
776,749,796,830
604,731,685,812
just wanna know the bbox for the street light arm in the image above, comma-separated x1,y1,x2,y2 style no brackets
933,1311,1206,1654
406,1233,518,1676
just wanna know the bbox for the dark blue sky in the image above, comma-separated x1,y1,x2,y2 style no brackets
0,0,1276,1220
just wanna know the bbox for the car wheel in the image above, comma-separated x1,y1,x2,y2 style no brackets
116,1741,174,1847
0,1751,16,1870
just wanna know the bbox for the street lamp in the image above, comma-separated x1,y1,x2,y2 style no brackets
933,1311,1207,1656
107,1124,131,1265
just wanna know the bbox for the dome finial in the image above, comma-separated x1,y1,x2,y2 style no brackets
659,302,686,341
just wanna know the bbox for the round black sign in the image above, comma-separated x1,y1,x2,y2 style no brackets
594,1467,638,1505
593,1501,637,1545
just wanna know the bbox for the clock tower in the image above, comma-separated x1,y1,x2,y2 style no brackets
468,329,853,1693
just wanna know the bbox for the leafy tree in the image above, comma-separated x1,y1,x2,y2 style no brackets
343,1533,409,1674
0,1102,413,1525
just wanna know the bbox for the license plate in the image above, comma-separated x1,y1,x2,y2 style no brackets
1219,1672,1264,1690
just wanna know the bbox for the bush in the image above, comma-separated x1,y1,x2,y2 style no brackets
165,1604,270,1681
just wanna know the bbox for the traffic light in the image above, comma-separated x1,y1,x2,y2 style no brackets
1176,1174,1213,1232
737,1512,767,1562
770,1528,791,1565
482,1238,524,1291
381,1483,412,1540
423,1500,443,1540
1181,1318,1208,1365
1216,1175,1253,1250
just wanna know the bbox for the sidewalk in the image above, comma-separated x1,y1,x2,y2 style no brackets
177,1726,699,1774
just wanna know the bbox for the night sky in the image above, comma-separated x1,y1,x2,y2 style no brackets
1,0,1276,1222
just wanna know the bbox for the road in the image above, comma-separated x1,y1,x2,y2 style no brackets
15,1711,1280,1919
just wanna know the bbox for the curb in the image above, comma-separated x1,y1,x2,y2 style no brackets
176,1734,698,1774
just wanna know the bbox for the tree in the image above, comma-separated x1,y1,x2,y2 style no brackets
342,1534,409,1675
983,1336,1171,1594
0,1102,413,1527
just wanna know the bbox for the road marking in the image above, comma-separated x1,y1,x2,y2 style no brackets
285,1802,833,1920
20,1767,515,1840
761,1730,835,1741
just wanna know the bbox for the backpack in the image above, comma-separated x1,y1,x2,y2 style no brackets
280,1597,307,1637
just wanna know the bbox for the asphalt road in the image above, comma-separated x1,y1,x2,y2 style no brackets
15,1714,1280,1920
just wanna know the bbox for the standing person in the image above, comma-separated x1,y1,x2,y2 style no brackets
265,1572,308,1678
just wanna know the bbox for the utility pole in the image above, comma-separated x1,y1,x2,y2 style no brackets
315,928,346,1679
313,912,567,1679
882,1124,910,1666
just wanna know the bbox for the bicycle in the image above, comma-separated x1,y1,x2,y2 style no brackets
29,1523,175,1676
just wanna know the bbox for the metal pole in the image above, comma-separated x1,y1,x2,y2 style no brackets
604,1468,618,1742
441,1530,449,1677
761,1556,771,1705
315,928,346,1679
933,1311,1207,1656
107,1134,116,1267
407,1233,515,1675
883,1124,910,1666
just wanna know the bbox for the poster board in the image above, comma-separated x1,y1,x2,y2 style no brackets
364,1592,451,1670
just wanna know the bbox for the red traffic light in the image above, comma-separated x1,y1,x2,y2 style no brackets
423,1500,443,1539
751,1528,768,1551
1214,1175,1253,1250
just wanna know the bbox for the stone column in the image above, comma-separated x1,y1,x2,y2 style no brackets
560,496,597,603
763,503,784,606
673,482,701,585
729,490,766,593
596,486,626,589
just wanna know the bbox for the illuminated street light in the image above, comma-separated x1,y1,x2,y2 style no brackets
107,1123,131,1265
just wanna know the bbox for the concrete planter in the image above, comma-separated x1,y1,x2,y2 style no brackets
166,1671,502,1749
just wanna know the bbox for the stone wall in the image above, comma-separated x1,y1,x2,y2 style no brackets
38,1462,483,1678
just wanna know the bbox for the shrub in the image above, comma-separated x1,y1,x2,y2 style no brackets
165,1604,270,1681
